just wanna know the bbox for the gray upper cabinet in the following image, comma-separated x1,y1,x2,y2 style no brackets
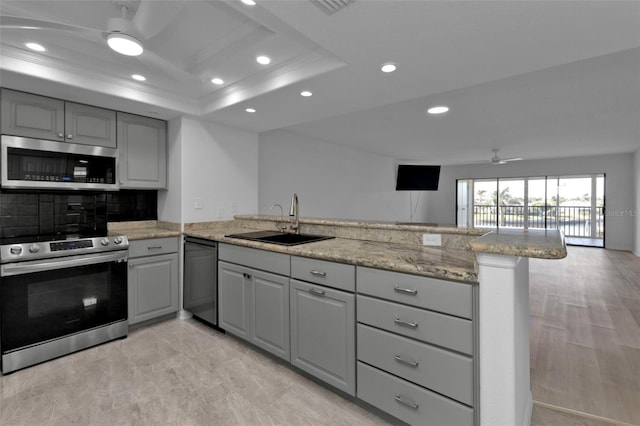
1,89,65,141
64,102,116,147
1,89,116,147
117,112,167,189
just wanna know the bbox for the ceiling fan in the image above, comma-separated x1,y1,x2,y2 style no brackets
0,0,196,82
488,149,523,165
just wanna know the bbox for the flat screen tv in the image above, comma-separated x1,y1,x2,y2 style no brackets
395,164,441,191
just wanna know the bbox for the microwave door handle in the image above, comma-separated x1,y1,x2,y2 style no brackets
1,251,127,277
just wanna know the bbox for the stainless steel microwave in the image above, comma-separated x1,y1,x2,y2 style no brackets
1,135,118,190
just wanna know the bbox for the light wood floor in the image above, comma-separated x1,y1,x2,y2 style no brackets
529,246,640,425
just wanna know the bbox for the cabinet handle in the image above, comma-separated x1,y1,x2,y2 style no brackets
394,317,418,328
67,134,73,140
394,355,419,367
394,394,419,410
243,273,252,279
310,270,326,277
394,285,418,295
309,288,326,296
147,246,162,250
58,132,64,138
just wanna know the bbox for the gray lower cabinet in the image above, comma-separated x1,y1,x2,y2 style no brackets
290,278,355,396
218,259,290,361
117,112,167,189
128,237,179,325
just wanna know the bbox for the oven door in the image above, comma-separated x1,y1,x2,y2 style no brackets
1,251,127,354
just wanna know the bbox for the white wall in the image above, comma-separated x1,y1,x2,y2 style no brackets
634,149,640,256
159,116,259,224
426,153,636,251
258,129,427,222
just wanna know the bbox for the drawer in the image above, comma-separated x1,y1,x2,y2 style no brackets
357,295,472,355
357,267,472,319
128,237,178,258
357,324,473,406
291,256,355,292
219,243,290,276
357,362,473,426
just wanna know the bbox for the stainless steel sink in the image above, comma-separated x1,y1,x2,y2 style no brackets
225,230,334,246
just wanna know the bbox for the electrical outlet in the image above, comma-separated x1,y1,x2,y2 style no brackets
194,197,203,209
422,233,442,246
217,207,225,218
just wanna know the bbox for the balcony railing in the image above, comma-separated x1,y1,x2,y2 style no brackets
473,205,604,238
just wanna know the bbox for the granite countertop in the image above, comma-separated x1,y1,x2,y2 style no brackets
108,221,181,241
469,228,567,259
185,226,479,283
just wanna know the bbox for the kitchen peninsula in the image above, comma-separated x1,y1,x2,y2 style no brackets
180,215,566,426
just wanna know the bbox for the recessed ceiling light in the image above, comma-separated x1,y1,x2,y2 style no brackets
107,33,144,56
211,77,224,85
381,63,397,73
25,42,46,52
241,0,256,5
245,108,256,113
131,74,146,81
427,106,450,115
300,91,312,97
256,55,271,65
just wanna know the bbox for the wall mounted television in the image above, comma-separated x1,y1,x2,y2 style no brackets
395,164,441,191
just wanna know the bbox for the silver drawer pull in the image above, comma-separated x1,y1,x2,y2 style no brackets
394,394,419,410
394,355,419,367
309,288,326,296
310,270,327,277
394,317,418,328
147,246,162,250
394,285,418,295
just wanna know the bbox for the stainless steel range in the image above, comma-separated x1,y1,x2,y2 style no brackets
0,190,132,373
1,232,129,374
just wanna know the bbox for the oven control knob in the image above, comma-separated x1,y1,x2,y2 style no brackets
100,238,110,246
113,236,123,245
9,246,22,255
29,244,40,253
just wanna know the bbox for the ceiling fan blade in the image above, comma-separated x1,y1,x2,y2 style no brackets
133,0,184,39
0,15,105,36
502,157,523,162
137,49,200,84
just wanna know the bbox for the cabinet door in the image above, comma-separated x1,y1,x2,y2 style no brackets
1,89,65,141
184,242,218,325
128,253,179,325
218,261,251,341
251,269,290,361
64,102,116,147
290,279,356,395
117,112,167,189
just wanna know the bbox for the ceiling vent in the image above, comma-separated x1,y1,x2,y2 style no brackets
310,0,354,15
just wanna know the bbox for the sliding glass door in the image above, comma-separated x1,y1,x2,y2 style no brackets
457,174,605,247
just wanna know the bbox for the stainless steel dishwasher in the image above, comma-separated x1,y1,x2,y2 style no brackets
183,237,218,325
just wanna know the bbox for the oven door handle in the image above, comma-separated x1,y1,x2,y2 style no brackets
1,251,128,277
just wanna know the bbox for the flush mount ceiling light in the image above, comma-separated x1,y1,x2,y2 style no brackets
241,0,256,5
427,105,450,115
25,42,46,52
131,74,146,81
107,33,143,56
256,55,271,65
381,63,397,73
245,108,256,113
211,77,224,85
300,91,313,97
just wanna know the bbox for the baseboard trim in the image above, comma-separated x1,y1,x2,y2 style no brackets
533,400,635,426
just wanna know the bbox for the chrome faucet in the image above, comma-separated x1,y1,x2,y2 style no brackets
289,193,300,234
270,204,287,232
